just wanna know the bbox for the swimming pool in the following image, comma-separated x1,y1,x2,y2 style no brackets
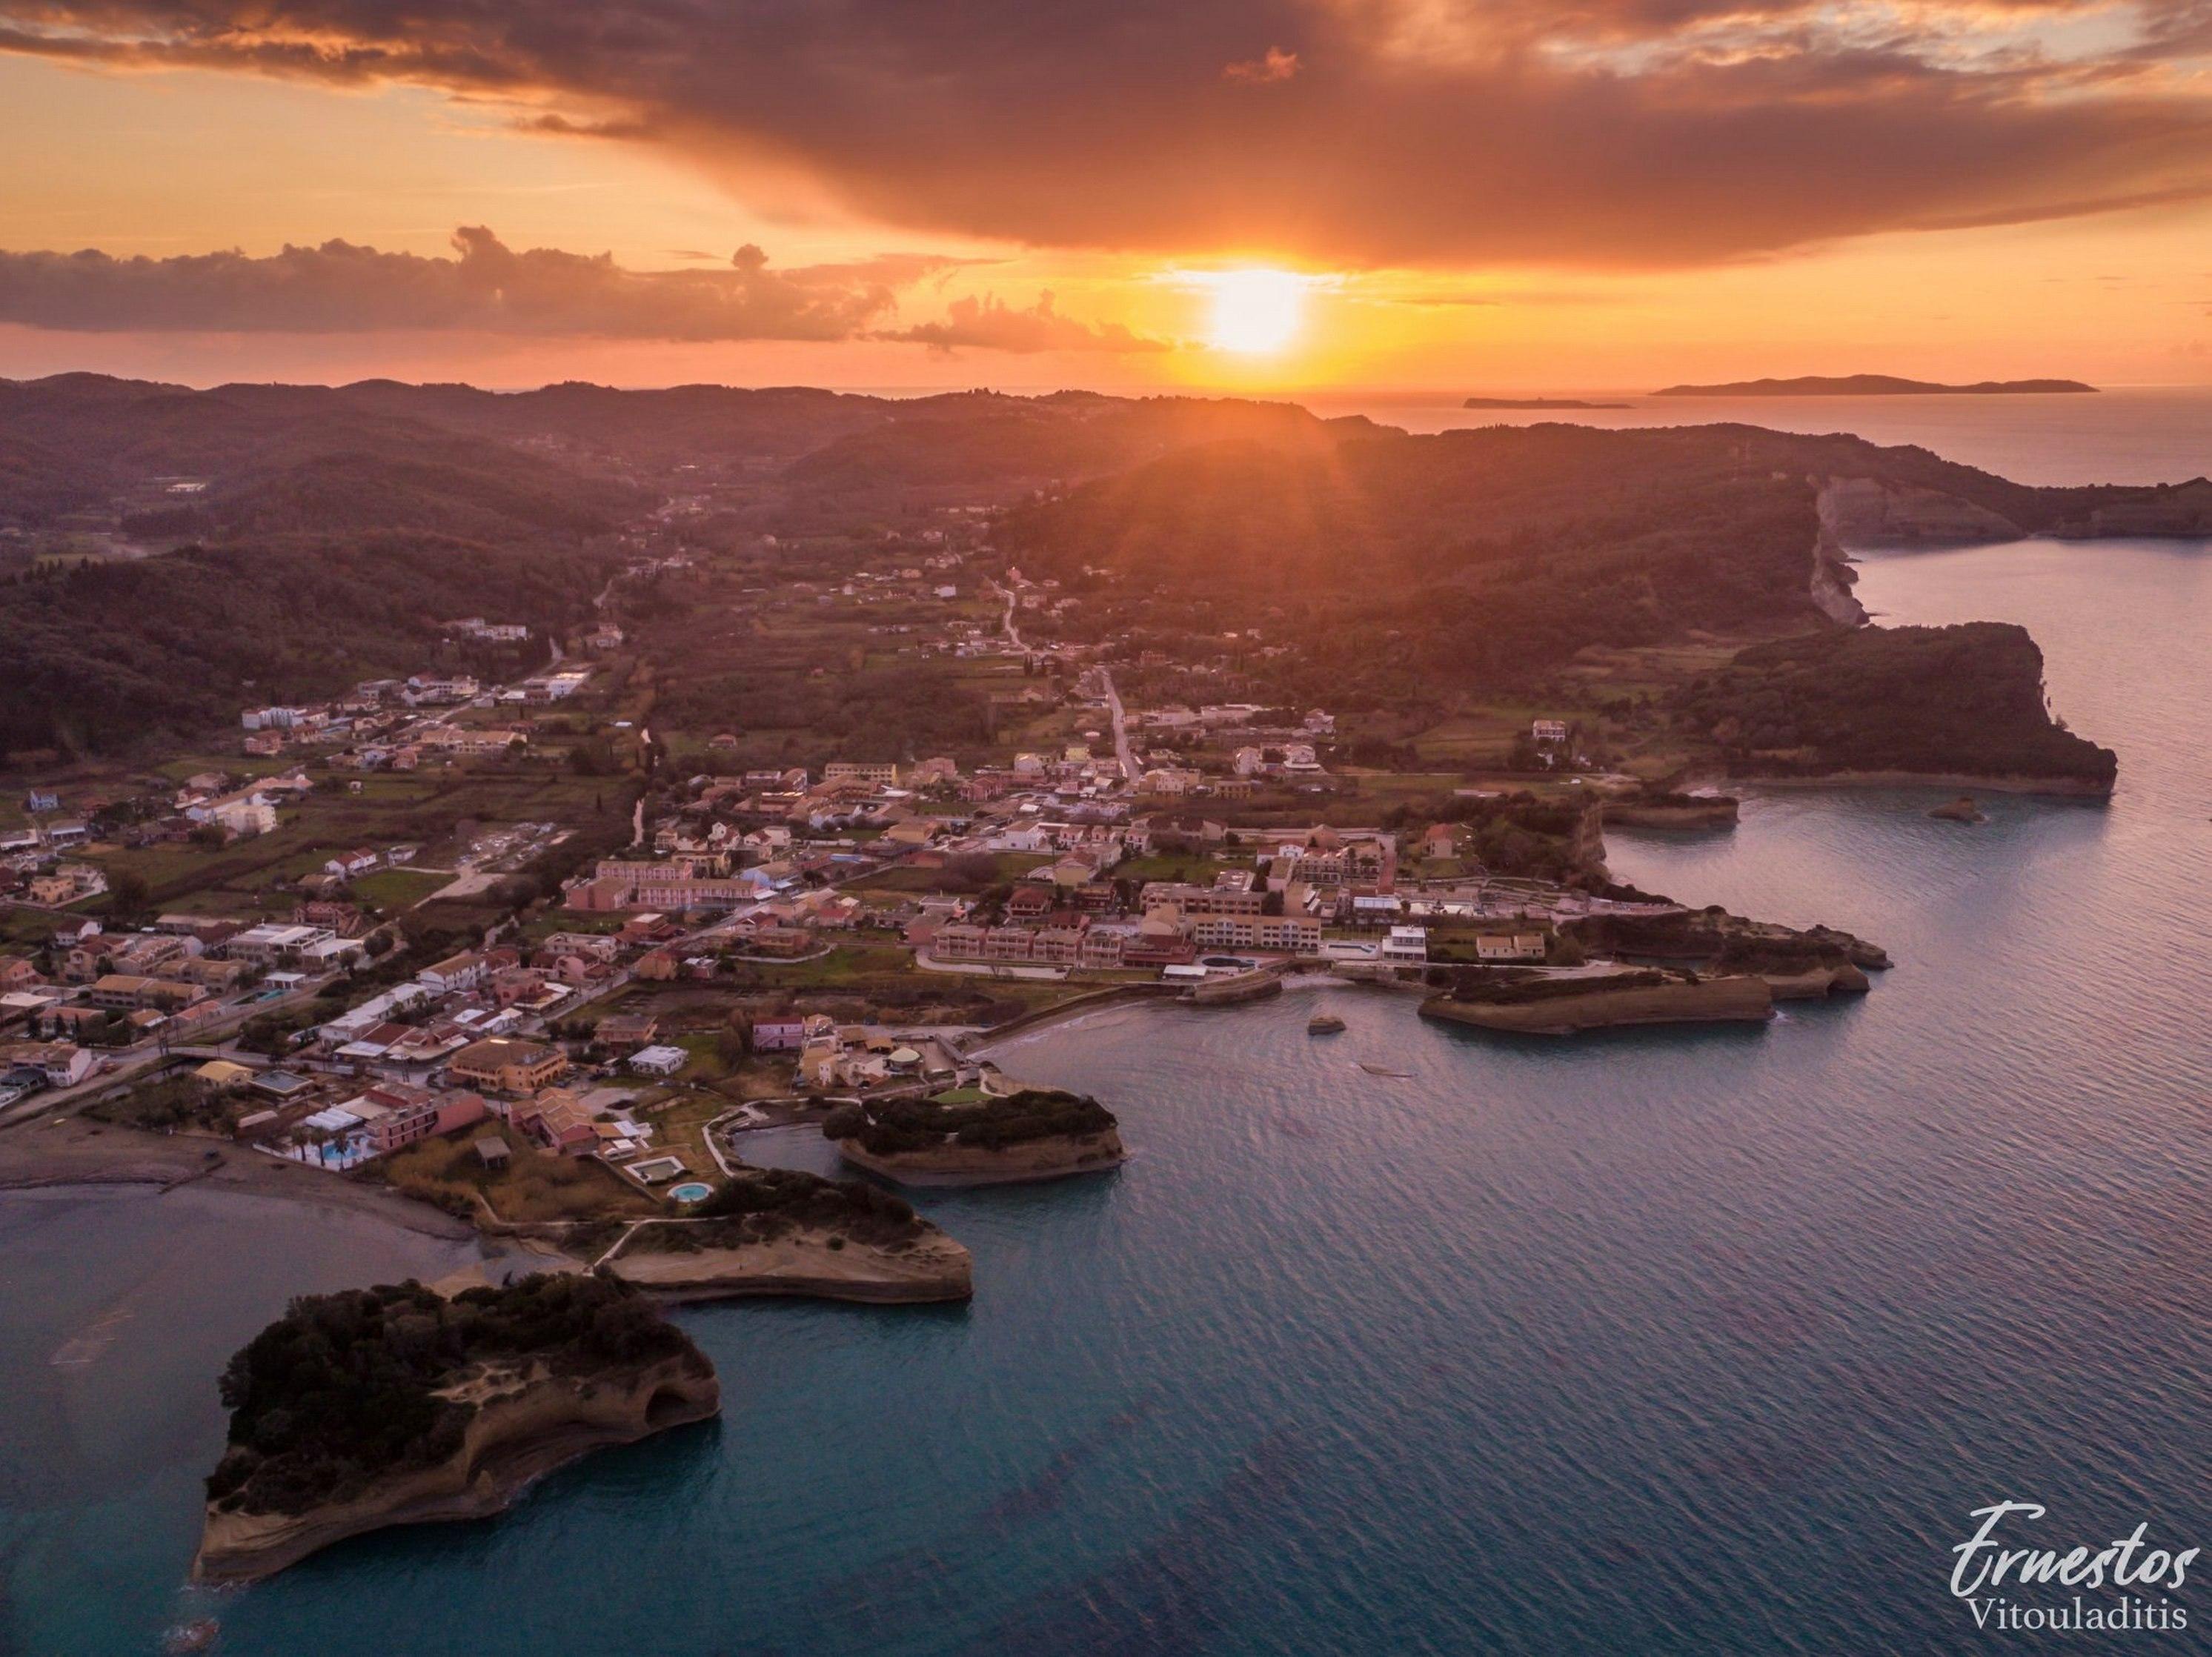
667,1182,714,1203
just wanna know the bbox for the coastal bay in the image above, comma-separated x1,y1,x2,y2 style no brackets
0,535,2205,1655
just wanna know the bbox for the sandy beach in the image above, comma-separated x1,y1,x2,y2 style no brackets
0,1115,477,1241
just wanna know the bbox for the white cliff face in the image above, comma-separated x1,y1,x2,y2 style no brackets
1815,476,2023,549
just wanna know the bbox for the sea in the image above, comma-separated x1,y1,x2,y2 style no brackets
1,399,2208,1656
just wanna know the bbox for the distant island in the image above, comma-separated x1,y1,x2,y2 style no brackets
1653,375,2097,397
1463,396,1630,409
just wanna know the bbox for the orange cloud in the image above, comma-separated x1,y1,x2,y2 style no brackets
1223,46,1300,83
0,228,942,339
3,1,2211,268
877,292,1172,353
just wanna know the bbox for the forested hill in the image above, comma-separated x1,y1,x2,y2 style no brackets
0,376,1364,531
1671,623,2119,786
995,419,2179,593
0,534,611,757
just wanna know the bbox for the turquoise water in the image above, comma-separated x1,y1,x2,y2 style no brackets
4,538,2210,1654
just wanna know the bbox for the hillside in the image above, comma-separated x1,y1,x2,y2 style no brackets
1671,622,2118,788
0,532,608,755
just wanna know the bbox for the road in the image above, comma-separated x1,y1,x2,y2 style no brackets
992,580,1027,654
1102,669,1136,780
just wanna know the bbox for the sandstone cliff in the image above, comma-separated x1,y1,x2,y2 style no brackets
836,1126,1126,1188
608,1224,974,1304
1420,974,1773,1036
1816,476,2025,547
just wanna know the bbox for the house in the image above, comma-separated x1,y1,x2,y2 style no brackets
593,1013,660,1052
346,1082,448,1156
325,849,381,879
87,974,207,1014
751,1019,806,1052
824,761,900,787
293,900,368,937
628,1043,689,1077
1475,933,1548,963
541,932,621,962
630,947,680,981
417,951,488,994
448,1037,569,1095
1380,926,1429,966
225,923,335,964
0,1041,94,1089
514,1087,599,1153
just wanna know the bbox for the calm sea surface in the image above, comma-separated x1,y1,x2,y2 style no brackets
1318,386,2212,486
2,539,2208,1653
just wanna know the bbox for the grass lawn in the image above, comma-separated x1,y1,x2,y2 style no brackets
90,761,618,910
350,868,448,911
1114,851,1239,885
379,1130,662,1223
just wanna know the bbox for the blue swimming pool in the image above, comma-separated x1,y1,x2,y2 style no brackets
667,1183,714,1203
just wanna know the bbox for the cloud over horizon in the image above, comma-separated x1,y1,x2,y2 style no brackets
877,293,1174,353
0,229,1166,350
2,0,2211,268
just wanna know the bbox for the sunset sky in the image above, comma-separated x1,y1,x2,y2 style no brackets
3,0,2211,392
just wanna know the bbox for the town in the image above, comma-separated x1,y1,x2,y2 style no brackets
0,523,1707,1226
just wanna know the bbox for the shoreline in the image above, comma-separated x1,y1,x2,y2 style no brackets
0,1117,478,1241
1731,769,2112,798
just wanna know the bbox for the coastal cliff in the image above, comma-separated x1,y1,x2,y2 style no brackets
606,1166,973,1303
836,1129,1126,1187
823,1087,1126,1188
1420,972,1774,1035
1562,907,1890,973
194,1275,716,1584
609,1225,973,1303
1601,794,1741,831
1672,622,2118,797
197,1354,717,1584
1817,476,2024,547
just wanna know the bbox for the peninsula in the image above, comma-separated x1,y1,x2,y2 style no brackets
1653,374,2096,396
1421,907,1882,1036
823,1086,1126,1186
195,1275,717,1584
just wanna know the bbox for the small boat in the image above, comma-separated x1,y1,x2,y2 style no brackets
1358,1062,1415,1079
164,1621,220,1656
1307,1013,1346,1035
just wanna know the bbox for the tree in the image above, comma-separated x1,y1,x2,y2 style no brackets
107,869,151,921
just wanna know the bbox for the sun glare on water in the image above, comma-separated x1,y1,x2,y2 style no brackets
1200,268,1309,355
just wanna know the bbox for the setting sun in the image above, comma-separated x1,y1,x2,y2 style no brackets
1198,268,1309,355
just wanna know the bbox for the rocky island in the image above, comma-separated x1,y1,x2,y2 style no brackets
605,1167,973,1303
195,1275,717,1584
1654,374,2096,396
1463,396,1630,409
823,1086,1126,1186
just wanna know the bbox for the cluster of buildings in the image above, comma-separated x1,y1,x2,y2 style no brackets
234,654,592,766
765,1013,958,1094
